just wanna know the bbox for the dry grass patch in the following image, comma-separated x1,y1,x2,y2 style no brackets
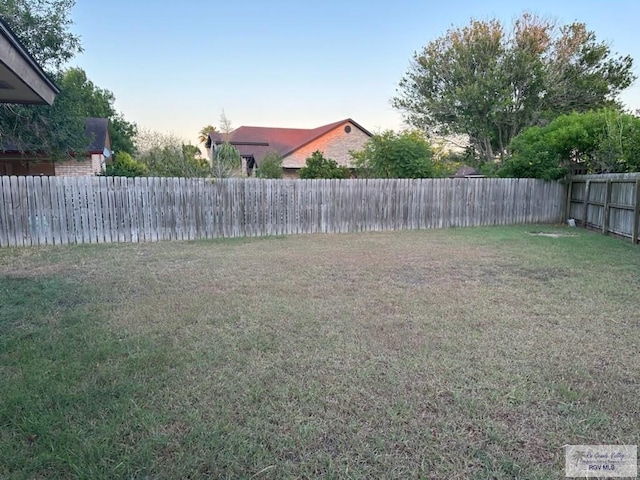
1,226,638,479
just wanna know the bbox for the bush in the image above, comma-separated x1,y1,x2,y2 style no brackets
351,130,434,178
256,152,283,179
499,109,640,179
101,152,148,177
139,145,210,178
299,151,350,179
134,130,210,178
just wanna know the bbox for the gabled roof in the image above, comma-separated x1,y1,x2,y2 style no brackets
209,118,372,163
0,17,59,104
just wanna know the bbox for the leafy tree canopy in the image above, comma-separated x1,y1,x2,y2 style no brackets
499,109,640,180
393,13,636,163
55,68,138,155
299,151,350,179
198,124,217,144
1,0,82,71
0,96,87,159
135,129,210,178
351,130,434,178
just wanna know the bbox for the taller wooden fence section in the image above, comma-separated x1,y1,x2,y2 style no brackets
0,176,566,247
567,173,640,244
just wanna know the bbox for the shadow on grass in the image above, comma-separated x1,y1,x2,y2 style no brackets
0,276,175,479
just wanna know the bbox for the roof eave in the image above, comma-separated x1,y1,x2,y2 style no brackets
0,18,60,105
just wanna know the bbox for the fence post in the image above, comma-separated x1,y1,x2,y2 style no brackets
582,180,591,228
633,179,640,244
602,180,611,235
565,179,573,223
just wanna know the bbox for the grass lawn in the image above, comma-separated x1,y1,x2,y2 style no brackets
1,225,638,479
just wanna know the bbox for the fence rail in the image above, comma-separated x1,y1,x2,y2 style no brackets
567,173,640,244
0,176,566,247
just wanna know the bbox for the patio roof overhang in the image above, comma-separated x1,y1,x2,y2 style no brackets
0,18,59,105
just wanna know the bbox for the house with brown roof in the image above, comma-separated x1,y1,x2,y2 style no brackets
0,117,112,176
207,118,372,178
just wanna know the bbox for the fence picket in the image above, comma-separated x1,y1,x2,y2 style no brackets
25,176,36,245
0,176,12,246
158,177,167,240
85,177,97,243
106,177,117,243
136,177,148,242
37,177,49,245
16,176,25,245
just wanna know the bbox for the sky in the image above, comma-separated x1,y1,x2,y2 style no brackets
70,0,640,146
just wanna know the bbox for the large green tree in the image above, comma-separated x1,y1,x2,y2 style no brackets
0,94,88,159
499,109,640,180
0,0,82,71
393,13,635,164
351,130,434,178
54,68,138,155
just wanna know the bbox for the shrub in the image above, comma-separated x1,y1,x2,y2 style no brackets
256,152,283,179
135,129,210,177
351,130,434,178
101,152,148,177
299,151,350,179
499,109,640,179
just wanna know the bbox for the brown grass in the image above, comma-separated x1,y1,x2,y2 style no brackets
1,225,638,479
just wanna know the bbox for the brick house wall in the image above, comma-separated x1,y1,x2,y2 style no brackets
0,154,106,176
54,154,105,176
283,121,371,169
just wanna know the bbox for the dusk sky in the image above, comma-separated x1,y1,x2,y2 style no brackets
70,0,640,146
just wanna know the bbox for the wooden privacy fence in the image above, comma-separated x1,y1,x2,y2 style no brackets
567,173,640,244
0,176,566,247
